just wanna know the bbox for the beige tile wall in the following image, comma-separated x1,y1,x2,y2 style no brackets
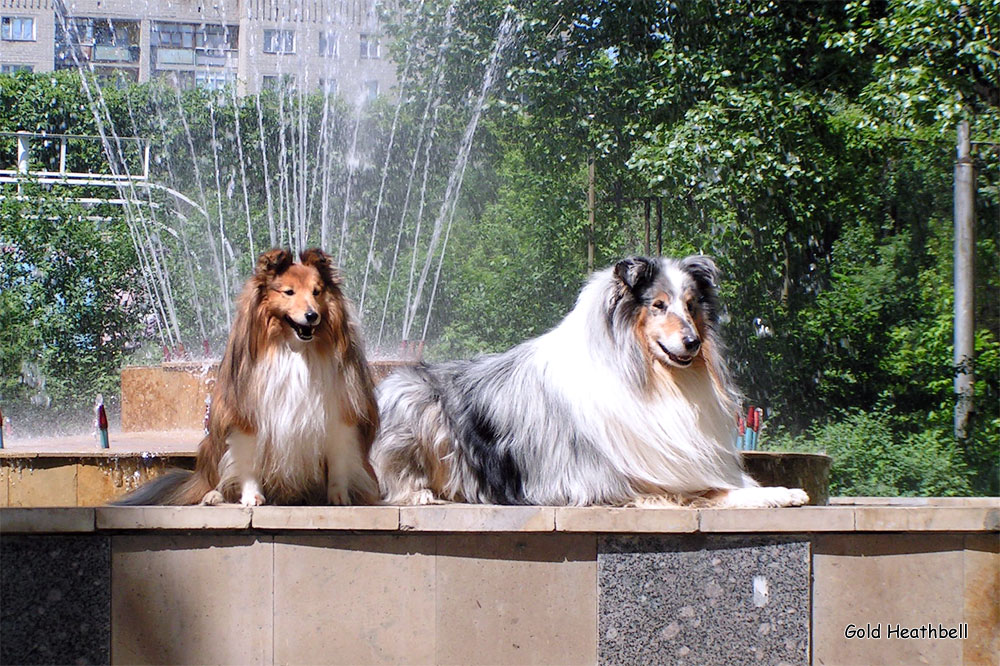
273,534,437,665
963,534,999,665
6,460,77,506
0,458,185,507
435,534,597,665
812,533,987,666
109,533,597,666
112,534,274,665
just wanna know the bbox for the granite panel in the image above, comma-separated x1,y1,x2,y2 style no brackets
112,533,273,665
273,534,436,664
0,535,110,665
599,535,809,666
435,533,597,665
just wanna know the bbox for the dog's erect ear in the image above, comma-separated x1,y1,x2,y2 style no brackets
614,257,656,294
680,254,718,291
681,254,720,324
300,248,342,287
256,248,293,277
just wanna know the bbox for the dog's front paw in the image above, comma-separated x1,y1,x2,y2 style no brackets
327,485,351,505
783,488,810,507
240,491,265,507
200,490,225,506
239,479,265,507
713,486,811,508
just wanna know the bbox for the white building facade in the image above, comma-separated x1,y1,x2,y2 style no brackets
0,0,396,100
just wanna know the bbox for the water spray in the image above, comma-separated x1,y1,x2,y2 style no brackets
203,394,212,435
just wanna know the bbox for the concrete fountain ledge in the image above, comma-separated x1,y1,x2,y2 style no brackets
1,498,996,666
1,497,997,534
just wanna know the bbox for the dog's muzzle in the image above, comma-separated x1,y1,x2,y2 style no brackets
285,316,317,341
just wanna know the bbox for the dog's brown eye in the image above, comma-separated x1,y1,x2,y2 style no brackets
652,300,666,311
313,289,320,296
283,289,294,296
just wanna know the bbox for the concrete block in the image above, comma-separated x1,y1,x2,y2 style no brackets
435,533,597,665
273,534,436,664
812,533,965,666
112,534,272,664
400,504,555,531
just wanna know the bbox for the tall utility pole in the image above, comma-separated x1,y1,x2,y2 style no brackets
953,120,975,441
587,155,596,273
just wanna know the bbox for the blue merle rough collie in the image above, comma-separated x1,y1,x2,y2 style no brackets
371,255,809,508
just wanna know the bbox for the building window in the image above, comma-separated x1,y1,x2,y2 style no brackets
1,64,33,73
55,18,140,68
263,29,294,54
319,78,337,95
197,25,237,51
1,16,35,41
152,22,195,48
318,31,338,58
154,69,195,89
195,71,234,91
364,79,378,101
262,74,295,91
359,33,379,59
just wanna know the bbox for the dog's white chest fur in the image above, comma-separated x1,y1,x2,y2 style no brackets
255,345,342,442
246,344,356,493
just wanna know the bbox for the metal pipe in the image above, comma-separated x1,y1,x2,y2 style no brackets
16,132,30,174
953,120,975,441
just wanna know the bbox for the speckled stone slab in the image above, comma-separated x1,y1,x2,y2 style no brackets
599,535,809,666
1,535,110,665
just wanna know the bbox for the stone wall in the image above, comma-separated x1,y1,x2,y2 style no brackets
1,499,997,665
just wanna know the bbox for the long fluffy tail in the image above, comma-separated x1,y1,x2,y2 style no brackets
111,469,214,506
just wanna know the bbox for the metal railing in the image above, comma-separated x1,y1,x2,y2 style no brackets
0,131,150,185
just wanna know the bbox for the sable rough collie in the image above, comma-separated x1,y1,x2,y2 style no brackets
371,255,808,508
118,248,379,506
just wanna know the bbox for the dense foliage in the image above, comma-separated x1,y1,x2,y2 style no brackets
390,0,999,495
1,0,996,493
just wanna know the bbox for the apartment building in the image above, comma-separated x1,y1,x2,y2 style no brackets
0,0,396,101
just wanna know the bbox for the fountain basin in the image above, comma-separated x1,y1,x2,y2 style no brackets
743,450,832,506
121,360,418,432
0,499,996,666
0,445,829,507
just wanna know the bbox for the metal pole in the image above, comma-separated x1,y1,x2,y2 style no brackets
16,132,29,174
953,120,975,441
656,198,663,256
644,198,651,256
587,155,595,273
59,136,67,175
16,132,29,196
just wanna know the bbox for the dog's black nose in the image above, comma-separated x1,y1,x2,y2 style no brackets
305,310,319,324
682,336,701,353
